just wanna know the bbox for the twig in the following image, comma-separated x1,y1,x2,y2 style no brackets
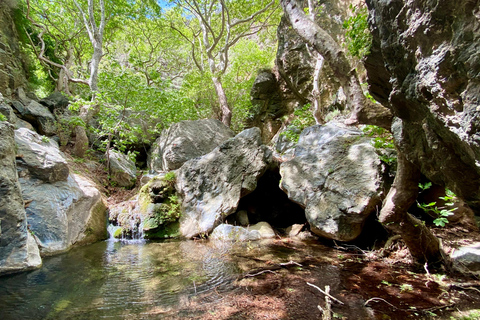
306,282,344,305
365,297,399,309
280,261,302,267
322,285,332,320
244,270,276,278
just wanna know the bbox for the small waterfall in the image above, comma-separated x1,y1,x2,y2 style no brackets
129,211,145,242
107,200,145,243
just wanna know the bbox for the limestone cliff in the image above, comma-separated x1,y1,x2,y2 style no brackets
365,0,480,211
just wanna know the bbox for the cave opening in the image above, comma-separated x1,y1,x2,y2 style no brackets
236,167,307,229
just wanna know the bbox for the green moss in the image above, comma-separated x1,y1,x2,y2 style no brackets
144,221,180,239
113,227,123,238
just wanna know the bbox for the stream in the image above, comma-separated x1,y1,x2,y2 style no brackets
0,238,323,320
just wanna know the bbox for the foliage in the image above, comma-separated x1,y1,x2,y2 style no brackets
0,114,7,122
363,125,396,164
41,135,50,143
280,104,316,143
417,188,457,227
342,4,372,59
158,194,181,223
164,171,176,185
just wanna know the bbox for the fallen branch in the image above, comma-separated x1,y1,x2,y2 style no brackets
365,297,398,309
365,297,455,314
307,282,344,305
322,285,332,320
243,270,276,278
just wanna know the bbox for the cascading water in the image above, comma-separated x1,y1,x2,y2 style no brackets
107,199,145,243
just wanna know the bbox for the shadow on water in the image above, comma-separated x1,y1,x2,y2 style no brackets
0,239,327,320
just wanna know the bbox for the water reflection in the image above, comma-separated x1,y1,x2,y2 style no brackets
0,240,241,320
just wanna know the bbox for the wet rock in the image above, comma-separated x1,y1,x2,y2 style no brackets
176,128,272,238
108,150,137,188
365,0,480,211
20,174,107,255
280,122,385,241
0,122,42,275
148,119,234,173
15,128,69,183
210,224,261,241
249,222,276,239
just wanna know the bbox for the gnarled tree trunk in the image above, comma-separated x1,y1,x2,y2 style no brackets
280,0,392,129
379,152,444,265
212,76,232,127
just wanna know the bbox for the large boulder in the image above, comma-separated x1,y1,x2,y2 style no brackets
365,0,480,211
15,128,69,183
11,97,56,135
148,119,235,173
176,127,272,238
39,91,70,114
108,150,137,188
210,224,261,241
19,174,107,255
0,122,42,275
280,122,385,241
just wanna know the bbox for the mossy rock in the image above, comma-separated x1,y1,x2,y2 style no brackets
144,221,180,239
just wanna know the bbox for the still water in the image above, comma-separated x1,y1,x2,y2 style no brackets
0,240,248,319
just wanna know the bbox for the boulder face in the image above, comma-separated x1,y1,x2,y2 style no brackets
365,0,480,211
19,174,107,255
148,119,235,173
280,122,385,241
15,128,69,183
0,122,42,275
176,127,272,238
0,3,28,98
11,96,56,136
108,150,137,188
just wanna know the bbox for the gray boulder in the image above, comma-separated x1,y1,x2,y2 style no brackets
15,128,69,183
39,91,70,114
20,174,107,255
280,122,385,241
11,99,56,135
176,127,272,238
0,122,42,275
108,150,137,188
210,224,261,241
249,222,276,239
148,119,235,173
451,243,480,272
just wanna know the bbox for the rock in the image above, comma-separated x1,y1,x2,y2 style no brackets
108,150,137,188
0,102,15,123
176,127,272,238
15,128,69,183
11,99,56,135
451,243,480,271
235,210,249,226
365,0,480,211
249,222,276,239
280,122,385,241
210,224,261,241
0,4,28,98
148,119,235,173
286,224,304,237
0,122,42,275
20,174,107,255
72,126,88,158
39,91,70,114
109,174,181,239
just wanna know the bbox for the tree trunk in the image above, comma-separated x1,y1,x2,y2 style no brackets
212,76,232,127
89,37,102,93
280,0,392,129
379,152,444,266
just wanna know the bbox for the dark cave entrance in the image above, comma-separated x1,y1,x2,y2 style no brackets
236,167,307,228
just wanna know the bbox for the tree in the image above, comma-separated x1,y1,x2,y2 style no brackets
280,0,391,130
281,0,443,266
169,0,278,127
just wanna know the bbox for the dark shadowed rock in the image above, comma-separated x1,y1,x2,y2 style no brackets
39,91,70,113
11,99,56,136
176,128,272,238
0,122,42,275
280,122,385,241
148,119,235,173
365,0,480,211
